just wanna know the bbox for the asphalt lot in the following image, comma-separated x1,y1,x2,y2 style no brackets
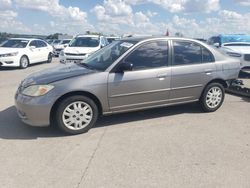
0,59,250,188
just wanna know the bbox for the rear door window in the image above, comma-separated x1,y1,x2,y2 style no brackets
172,41,215,65
173,41,202,66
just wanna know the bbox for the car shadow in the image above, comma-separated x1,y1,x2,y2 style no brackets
0,103,201,140
0,106,65,140
241,96,250,103
0,59,57,71
239,69,250,79
94,103,201,128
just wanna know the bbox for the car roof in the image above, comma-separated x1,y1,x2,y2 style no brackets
76,35,101,38
120,36,205,43
107,36,120,38
10,38,44,41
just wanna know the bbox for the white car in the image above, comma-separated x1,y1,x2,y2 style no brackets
59,35,108,64
53,39,71,56
0,38,53,69
219,43,250,68
208,35,250,68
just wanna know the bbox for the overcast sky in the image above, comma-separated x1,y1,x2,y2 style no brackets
0,0,250,38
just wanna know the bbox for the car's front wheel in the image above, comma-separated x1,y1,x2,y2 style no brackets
20,55,29,69
55,95,99,134
200,82,225,112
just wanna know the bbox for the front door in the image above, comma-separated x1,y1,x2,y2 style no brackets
108,40,171,112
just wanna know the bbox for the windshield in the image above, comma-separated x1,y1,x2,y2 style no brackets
107,38,117,43
53,40,61,44
61,40,71,44
221,35,250,44
69,37,100,47
0,39,29,48
79,40,136,71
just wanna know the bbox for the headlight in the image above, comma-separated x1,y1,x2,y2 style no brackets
226,52,242,58
60,50,64,56
0,52,19,57
22,85,54,97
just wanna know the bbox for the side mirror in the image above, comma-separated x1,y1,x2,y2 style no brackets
30,46,36,50
213,43,220,48
64,44,68,48
116,63,133,73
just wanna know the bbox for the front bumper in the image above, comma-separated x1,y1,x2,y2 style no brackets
15,90,56,127
0,56,20,67
53,49,63,56
59,54,88,64
241,58,250,68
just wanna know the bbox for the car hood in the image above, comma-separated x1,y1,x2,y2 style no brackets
221,45,250,54
21,63,96,87
64,46,99,54
0,47,23,54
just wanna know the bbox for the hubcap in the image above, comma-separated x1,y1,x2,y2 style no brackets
21,57,28,67
206,87,222,109
62,101,93,130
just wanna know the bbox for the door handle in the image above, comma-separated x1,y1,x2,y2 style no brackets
157,73,168,78
204,69,213,75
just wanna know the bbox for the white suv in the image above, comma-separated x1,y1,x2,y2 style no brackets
0,38,53,69
53,39,72,56
59,35,108,64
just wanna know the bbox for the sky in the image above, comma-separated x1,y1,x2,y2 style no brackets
0,0,250,38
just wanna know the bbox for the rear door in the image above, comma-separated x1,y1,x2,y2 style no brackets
108,40,171,112
36,40,49,62
28,40,40,63
170,40,216,102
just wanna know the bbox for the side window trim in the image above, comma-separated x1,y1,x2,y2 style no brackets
121,39,170,71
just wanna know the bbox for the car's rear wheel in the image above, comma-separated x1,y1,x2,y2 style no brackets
47,53,53,63
200,83,225,112
55,95,99,134
20,56,29,69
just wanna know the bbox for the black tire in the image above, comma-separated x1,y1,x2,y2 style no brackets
19,55,29,69
47,53,53,63
200,82,225,112
55,95,99,134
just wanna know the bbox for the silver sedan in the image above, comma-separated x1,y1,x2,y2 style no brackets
15,37,241,134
